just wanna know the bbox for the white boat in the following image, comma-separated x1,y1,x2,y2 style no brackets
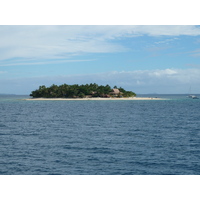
188,95,199,99
187,87,199,99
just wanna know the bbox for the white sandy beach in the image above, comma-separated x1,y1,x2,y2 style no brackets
24,97,164,101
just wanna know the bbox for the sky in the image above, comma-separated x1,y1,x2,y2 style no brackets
1,25,200,94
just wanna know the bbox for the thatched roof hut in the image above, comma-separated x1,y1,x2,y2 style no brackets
110,89,121,96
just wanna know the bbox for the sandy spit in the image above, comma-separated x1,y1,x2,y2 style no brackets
23,97,164,101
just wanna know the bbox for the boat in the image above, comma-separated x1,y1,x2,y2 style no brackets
187,87,199,99
188,95,199,99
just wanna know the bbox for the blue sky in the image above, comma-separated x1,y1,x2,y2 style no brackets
1,25,200,94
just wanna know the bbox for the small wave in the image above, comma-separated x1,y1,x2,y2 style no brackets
0,124,7,128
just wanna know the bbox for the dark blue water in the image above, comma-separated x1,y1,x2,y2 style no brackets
0,94,200,175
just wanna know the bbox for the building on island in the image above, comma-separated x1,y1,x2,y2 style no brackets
110,89,122,97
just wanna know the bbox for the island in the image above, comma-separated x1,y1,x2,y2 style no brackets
29,83,136,98
25,83,164,101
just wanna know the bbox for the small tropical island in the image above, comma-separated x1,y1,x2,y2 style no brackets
26,83,163,101
30,83,136,98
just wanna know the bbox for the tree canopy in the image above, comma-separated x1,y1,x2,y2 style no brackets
30,83,136,98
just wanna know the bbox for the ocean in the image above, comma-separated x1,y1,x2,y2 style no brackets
0,94,200,175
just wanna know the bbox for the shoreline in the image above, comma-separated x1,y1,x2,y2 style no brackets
24,97,165,101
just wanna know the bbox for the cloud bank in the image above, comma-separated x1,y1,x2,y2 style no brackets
1,68,200,94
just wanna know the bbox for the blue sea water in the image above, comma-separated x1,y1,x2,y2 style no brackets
0,94,200,175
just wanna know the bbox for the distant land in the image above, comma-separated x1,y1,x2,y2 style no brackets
0,94,16,96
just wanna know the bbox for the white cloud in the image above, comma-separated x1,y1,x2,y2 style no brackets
133,25,200,36
0,59,94,67
154,38,179,45
1,25,200,64
0,26,127,62
149,69,177,77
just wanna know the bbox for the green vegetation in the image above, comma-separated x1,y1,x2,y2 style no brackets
30,83,136,98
